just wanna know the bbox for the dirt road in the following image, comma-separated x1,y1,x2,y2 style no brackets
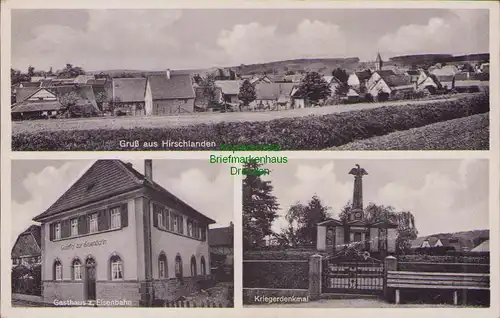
12,97,461,135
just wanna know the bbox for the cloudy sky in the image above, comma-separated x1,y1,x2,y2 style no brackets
11,8,489,72
259,159,489,237
11,159,234,247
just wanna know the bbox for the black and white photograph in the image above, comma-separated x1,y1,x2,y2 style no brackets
9,8,490,151
242,159,490,307
10,159,234,307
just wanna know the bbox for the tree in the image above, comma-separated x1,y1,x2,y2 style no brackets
27,66,35,78
238,79,256,107
242,160,279,250
285,70,295,76
297,72,331,106
58,63,85,78
11,68,29,85
337,201,352,223
363,202,418,253
332,68,348,84
193,74,203,85
95,91,108,110
58,92,80,117
200,74,219,109
285,195,331,246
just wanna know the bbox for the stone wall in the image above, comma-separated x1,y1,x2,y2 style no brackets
152,276,201,301
43,281,85,303
96,281,141,306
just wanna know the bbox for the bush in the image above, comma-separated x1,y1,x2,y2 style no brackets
12,94,489,151
243,261,309,289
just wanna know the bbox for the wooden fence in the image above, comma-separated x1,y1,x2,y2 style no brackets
164,300,227,307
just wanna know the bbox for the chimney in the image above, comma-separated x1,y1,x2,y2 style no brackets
166,69,171,80
125,162,133,168
145,160,153,183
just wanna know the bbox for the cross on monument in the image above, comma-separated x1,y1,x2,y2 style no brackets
348,164,368,221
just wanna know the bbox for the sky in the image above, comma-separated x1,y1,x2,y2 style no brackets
10,159,234,248
11,8,489,72
259,159,489,237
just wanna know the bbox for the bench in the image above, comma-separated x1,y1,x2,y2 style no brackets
387,271,490,305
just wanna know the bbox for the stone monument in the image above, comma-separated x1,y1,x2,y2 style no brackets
316,164,398,257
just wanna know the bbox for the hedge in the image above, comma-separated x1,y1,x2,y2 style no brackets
332,112,489,150
12,93,489,151
244,249,318,260
243,260,309,289
398,254,490,264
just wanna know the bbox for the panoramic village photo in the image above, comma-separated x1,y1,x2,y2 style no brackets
10,8,490,151
10,159,234,307
242,159,490,307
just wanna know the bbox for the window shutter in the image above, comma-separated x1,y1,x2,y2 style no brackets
153,205,158,228
98,210,105,231
78,215,85,235
49,223,54,241
105,209,111,230
162,210,167,229
179,216,184,234
121,203,128,228
61,220,68,238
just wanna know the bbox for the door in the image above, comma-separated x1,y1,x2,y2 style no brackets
86,258,96,301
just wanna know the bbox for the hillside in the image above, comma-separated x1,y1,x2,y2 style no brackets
418,229,489,248
87,53,489,78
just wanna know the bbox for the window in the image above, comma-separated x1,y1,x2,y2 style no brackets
157,209,164,229
178,216,184,234
54,260,62,281
187,220,193,236
71,218,78,236
110,255,123,280
55,223,61,240
175,254,183,279
201,226,206,241
158,253,167,279
172,214,178,232
200,256,206,276
89,213,98,233
73,259,82,280
110,207,121,229
190,256,197,277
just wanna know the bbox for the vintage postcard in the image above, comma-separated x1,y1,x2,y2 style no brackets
242,159,491,308
9,159,234,308
5,5,492,151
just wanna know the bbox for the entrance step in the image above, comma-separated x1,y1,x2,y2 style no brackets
320,293,380,300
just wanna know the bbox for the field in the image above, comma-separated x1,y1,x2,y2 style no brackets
330,113,489,151
12,93,489,151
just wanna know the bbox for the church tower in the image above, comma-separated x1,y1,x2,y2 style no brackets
375,52,383,71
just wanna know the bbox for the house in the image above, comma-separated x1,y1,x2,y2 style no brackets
249,75,272,85
250,83,295,110
267,75,287,83
411,236,470,252
11,88,64,120
366,71,414,101
283,74,304,83
415,70,442,94
471,240,489,252
405,70,421,83
13,86,40,104
209,222,234,276
215,80,242,104
111,78,147,115
346,88,360,102
73,75,96,84
49,85,100,113
12,225,42,267
429,64,460,77
434,75,455,91
193,85,223,111
32,159,215,306
453,72,489,92
347,70,372,92
322,76,342,96
144,70,196,116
